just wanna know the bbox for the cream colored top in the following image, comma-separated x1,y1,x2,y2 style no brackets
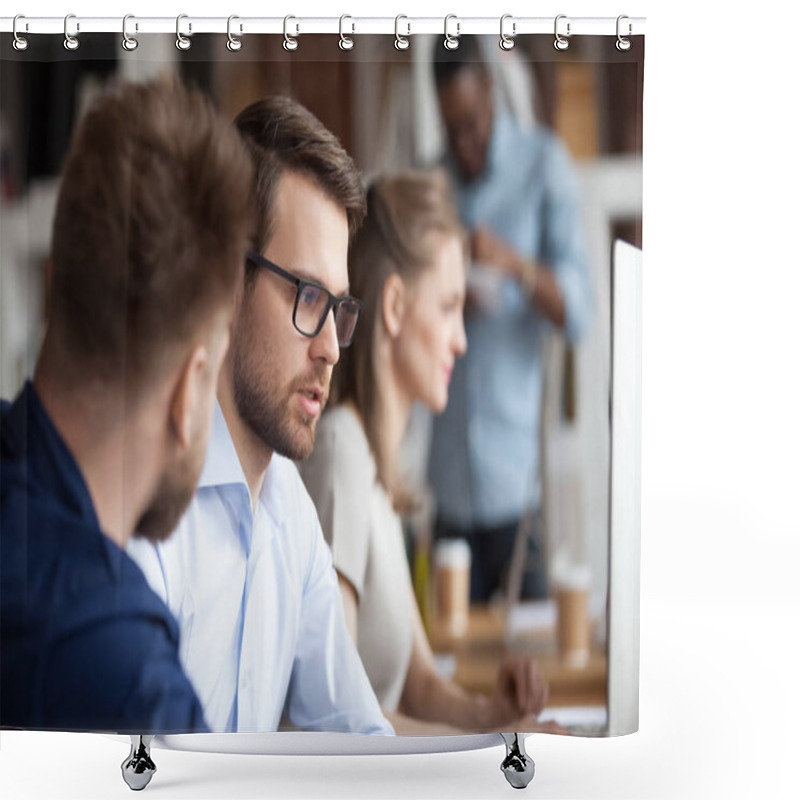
299,405,413,713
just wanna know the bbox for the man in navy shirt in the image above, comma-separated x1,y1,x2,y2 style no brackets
1,79,254,733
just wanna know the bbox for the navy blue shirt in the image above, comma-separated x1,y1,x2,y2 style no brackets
1,382,208,733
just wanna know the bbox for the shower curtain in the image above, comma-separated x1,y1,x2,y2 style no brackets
0,17,644,792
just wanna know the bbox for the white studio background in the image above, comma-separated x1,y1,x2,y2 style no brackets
2,1,799,799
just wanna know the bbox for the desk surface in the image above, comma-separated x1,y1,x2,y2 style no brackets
429,605,607,709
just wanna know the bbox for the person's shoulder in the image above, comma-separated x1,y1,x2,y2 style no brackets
63,540,181,655
515,118,554,147
317,403,364,439
2,494,176,632
1,514,186,724
51,545,183,679
0,455,29,509
1,488,98,567
528,125,574,169
42,587,202,732
316,405,373,469
300,406,377,510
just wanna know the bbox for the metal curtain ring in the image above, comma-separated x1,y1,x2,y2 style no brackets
339,14,354,50
122,14,138,51
499,14,515,50
176,14,192,51
394,15,410,50
12,15,29,51
283,15,299,51
227,15,242,51
64,14,80,51
616,14,632,51
554,14,570,51
443,14,460,51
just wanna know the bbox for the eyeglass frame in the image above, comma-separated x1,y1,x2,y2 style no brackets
245,249,363,347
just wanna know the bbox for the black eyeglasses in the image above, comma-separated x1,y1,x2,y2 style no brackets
246,250,363,348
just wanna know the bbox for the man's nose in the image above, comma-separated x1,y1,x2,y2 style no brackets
309,307,340,365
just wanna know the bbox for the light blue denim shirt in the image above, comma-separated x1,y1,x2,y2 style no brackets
128,402,393,735
429,115,592,528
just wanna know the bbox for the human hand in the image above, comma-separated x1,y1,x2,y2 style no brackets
497,714,570,736
485,655,549,727
526,717,570,736
470,227,520,279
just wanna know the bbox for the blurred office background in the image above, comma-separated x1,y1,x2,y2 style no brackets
1,34,642,670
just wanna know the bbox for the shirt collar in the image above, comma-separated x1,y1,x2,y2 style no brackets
196,401,288,531
197,401,247,490
259,451,288,531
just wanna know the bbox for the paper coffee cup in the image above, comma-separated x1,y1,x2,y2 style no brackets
434,539,471,638
552,562,591,669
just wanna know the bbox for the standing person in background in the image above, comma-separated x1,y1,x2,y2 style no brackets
428,37,593,603
1,79,254,732
300,172,551,735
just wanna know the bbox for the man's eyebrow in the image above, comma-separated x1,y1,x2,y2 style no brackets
293,267,350,297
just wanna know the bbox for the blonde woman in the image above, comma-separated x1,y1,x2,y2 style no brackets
300,172,551,735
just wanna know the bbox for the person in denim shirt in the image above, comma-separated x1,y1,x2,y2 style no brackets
429,38,593,602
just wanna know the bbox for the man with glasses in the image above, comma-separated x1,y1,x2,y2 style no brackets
129,96,391,734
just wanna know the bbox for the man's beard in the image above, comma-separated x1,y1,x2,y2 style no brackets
135,433,205,543
232,337,329,462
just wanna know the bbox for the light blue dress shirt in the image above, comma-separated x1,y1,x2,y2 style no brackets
128,403,392,735
429,114,593,528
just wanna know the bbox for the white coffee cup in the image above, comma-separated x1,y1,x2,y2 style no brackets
552,562,591,669
434,539,471,638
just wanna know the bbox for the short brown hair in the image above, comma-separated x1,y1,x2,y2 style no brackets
332,170,464,507
233,95,365,279
49,78,254,385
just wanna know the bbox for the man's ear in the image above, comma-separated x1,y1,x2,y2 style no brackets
382,273,406,339
169,345,209,450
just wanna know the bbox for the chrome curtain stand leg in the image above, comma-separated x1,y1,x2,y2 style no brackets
121,734,157,791
500,732,535,789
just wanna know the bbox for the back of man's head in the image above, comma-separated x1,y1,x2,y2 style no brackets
48,79,254,392
233,95,365,279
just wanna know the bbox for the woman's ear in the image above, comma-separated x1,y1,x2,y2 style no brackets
382,273,406,339
169,345,209,451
